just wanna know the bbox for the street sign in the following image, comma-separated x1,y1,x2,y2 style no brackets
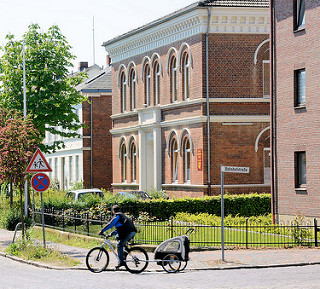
31,173,50,192
220,164,250,262
26,148,52,173
221,166,249,174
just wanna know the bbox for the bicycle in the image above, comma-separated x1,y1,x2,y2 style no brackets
86,233,149,274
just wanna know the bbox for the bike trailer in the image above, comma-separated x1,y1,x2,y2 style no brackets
154,235,190,264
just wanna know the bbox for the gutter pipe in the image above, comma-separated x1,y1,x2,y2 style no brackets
206,7,212,195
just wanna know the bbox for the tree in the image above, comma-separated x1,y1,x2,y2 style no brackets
0,24,86,152
0,108,40,235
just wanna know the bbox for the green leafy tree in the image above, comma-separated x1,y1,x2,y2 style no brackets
0,24,86,152
0,108,40,235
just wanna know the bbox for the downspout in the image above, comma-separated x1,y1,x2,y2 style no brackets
206,7,212,195
90,96,93,188
270,0,278,223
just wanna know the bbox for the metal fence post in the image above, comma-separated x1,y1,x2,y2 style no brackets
314,218,318,247
87,212,90,236
62,209,65,231
246,218,248,249
170,217,174,239
74,211,77,232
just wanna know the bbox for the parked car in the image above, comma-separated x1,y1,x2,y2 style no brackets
65,189,104,202
115,190,152,200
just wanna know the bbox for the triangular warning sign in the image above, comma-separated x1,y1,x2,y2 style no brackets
26,148,52,173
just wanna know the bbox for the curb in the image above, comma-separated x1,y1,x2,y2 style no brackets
1,250,320,272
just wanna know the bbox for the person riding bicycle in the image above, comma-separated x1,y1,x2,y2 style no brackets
99,204,137,269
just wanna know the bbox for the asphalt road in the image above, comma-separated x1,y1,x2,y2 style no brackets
1,256,320,289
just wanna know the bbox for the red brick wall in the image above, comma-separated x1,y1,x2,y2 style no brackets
274,1,320,218
82,94,113,190
110,32,270,197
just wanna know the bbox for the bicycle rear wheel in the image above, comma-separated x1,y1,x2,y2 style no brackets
124,247,149,274
86,247,109,273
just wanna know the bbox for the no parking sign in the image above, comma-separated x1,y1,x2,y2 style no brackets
31,173,50,192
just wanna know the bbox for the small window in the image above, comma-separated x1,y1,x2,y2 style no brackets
295,151,306,188
184,138,191,183
130,143,137,183
121,144,127,183
130,69,136,111
154,62,160,105
182,53,190,100
294,0,305,30
294,68,306,107
120,72,126,113
170,57,177,103
171,139,178,183
145,65,151,107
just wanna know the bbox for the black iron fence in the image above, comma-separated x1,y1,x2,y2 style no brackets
33,208,320,248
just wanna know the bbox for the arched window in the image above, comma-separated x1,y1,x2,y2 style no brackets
145,64,151,107
120,72,126,113
170,56,177,103
171,139,178,183
183,138,191,183
121,143,127,183
130,143,137,183
154,61,160,105
129,69,136,110
182,53,190,100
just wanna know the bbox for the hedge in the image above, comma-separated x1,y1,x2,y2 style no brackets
41,193,271,220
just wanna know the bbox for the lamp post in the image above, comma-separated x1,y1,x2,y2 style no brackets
23,39,28,216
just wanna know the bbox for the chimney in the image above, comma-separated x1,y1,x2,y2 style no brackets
79,62,89,71
106,55,111,66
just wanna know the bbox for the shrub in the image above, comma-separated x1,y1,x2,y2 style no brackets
1,207,32,231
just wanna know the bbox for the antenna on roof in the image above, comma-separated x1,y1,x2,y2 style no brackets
93,16,96,65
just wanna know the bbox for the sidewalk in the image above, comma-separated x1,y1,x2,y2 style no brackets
1,228,320,271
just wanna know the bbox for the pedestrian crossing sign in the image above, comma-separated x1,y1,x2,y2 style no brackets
26,148,52,173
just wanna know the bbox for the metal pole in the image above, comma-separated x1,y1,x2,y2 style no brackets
221,165,225,262
40,192,46,248
23,40,28,217
32,189,35,225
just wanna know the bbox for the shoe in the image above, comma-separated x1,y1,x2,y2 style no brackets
115,261,126,269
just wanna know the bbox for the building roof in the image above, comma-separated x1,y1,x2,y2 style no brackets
103,0,269,48
77,66,112,94
199,0,269,8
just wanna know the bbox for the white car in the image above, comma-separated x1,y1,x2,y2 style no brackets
65,189,104,201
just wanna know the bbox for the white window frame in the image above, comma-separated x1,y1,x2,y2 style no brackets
171,57,177,103
183,53,190,100
184,139,191,183
130,69,136,111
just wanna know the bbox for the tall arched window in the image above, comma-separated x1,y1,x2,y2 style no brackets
183,138,191,183
182,53,190,100
130,143,137,183
170,56,177,103
121,143,127,183
171,139,178,183
130,69,136,110
154,61,160,105
145,64,151,107
120,72,126,113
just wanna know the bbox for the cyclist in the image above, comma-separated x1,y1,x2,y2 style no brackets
99,204,137,269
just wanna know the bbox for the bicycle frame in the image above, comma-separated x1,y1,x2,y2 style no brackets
100,237,123,263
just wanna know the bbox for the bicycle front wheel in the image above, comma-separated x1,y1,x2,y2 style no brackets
124,247,149,274
86,247,109,273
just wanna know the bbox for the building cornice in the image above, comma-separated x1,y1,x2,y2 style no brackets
103,7,269,64
111,97,269,120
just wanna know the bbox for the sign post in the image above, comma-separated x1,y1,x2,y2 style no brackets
220,165,249,262
27,149,52,249
31,173,50,248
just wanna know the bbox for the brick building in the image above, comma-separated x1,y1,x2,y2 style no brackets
44,65,113,191
103,0,270,197
271,0,320,221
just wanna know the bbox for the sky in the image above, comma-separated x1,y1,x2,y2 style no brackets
1,0,197,72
